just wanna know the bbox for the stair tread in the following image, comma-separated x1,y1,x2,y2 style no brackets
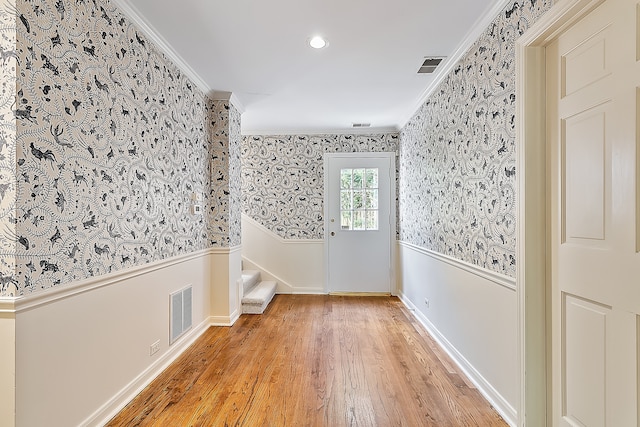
242,281,277,305
242,270,261,292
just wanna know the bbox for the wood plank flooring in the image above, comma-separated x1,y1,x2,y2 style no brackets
107,295,507,426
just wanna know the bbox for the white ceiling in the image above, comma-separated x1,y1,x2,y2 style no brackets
116,0,502,134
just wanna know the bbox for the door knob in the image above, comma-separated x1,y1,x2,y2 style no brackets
331,231,335,236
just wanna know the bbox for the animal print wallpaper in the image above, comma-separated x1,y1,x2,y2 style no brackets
241,134,398,240
399,0,554,278
208,100,241,247
0,0,236,296
0,1,18,295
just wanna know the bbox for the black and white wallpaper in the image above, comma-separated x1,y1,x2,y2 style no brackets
208,100,241,247
399,0,553,277
0,0,237,296
0,1,18,296
242,134,398,240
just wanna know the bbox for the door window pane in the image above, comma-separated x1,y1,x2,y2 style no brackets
366,189,378,209
353,211,365,230
353,190,364,209
341,211,352,230
340,190,352,210
339,168,379,231
353,169,365,189
341,169,352,189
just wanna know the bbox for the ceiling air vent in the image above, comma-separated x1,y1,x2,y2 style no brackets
352,123,371,128
418,57,445,74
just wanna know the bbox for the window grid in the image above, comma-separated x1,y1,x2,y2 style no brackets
340,168,379,231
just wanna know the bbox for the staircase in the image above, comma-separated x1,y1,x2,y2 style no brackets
241,269,277,314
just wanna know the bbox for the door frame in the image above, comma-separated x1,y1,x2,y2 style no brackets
515,0,606,425
323,152,397,295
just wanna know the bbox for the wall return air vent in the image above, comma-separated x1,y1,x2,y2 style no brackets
170,285,192,345
418,57,445,74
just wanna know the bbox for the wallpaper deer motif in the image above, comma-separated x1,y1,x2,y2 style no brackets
0,1,18,295
242,134,399,240
399,0,554,278
0,0,235,296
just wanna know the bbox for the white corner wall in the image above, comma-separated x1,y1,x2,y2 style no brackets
13,250,221,427
0,307,15,426
241,214,325,293
210,247,242,325
397,241,518,426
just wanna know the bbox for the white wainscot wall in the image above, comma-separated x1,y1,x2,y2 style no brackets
12,248,240,427
397,241,517,426
241,214,325,294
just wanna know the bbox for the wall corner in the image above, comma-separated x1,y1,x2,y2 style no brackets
0,301,16,427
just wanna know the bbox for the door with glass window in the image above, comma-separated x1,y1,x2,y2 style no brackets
325,153,394,293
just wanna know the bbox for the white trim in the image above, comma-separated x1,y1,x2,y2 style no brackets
398,292,517,427
399,241,516,292
515,1,606,426
241,255,325,295
14,247,239,313
0,298,17,314
229,93,246,115
397,0,512,129
241,127,400,136
209,310,240,327
110,0,210,94
82,316,211,427
209,91,245,114
241,214,323,245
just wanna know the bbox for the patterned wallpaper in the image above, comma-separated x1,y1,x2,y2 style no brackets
0,1,17,296
242,134,398,239
399,0,553,277
208,100,241,247
0,0,234,296
228,105,242,247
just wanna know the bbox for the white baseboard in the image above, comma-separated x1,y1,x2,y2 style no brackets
398,292,517,426
209,309,240,327
82,317,211,427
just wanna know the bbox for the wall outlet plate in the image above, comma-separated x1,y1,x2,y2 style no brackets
150,340,160,356
191,204,202,215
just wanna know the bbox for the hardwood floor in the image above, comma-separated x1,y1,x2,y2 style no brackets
107,295,507,426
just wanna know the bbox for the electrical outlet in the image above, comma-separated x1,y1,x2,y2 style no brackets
424,298,430,308
190,204,202,215
150,340,160,356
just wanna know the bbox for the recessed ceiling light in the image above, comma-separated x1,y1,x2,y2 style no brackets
308,36,327,49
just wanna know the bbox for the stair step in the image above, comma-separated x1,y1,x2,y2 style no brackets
242,281,277,314
241,270,261,294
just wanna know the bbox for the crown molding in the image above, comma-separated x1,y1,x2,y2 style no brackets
397,0,512,130
242,126,399,136
229,93,246,114
111,0,211,95
208,92,246,114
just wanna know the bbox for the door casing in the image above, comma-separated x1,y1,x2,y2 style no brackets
516,0,607,425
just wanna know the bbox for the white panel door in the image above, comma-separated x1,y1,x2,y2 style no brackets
325,153,394,293
547,0,640,425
